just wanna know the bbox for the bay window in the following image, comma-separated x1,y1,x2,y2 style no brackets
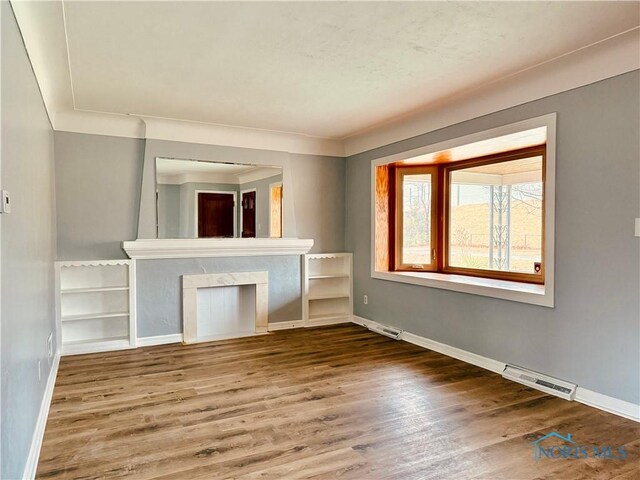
372,114,556,306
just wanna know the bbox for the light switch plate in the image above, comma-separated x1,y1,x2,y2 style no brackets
0,190,10,214
635,218,640,237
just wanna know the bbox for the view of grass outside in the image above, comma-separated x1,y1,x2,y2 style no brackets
449,183,542,273
402,174,432,265
450,156,543,274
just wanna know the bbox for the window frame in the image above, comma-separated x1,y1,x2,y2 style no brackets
390,146,545,283
370,113,556,308
441,145,546,284
395,166,439,272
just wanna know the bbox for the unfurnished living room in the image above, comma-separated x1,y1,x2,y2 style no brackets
1,1,640,479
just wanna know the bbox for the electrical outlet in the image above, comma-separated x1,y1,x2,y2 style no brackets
47,333,53,362
363,295,368,305
0,190,10,214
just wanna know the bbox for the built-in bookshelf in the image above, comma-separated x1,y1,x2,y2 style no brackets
56,260,136,355
303,253,353,325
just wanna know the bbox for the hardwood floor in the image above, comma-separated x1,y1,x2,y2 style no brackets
37,324,639,479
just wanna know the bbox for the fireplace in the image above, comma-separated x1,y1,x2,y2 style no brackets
182,271,268,344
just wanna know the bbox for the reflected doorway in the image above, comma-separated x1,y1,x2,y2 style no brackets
241,190,256,238
197,192,235,238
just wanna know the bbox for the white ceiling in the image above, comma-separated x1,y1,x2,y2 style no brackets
59,1,639,139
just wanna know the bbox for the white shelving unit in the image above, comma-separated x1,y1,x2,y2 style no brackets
303,253,353,325
55,260,136,355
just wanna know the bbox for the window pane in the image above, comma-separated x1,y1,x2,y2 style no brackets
449,157,543,274
402,173,432,265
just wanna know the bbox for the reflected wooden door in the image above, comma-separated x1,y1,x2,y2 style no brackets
242,191,256,238
270,184,283,238
198,192,235,238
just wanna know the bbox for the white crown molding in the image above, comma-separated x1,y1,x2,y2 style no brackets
10,0,73,127
55,110,146,139
237,167,282,185
158,172,242,186
54,110,344,157
141,116,345,157
13,0,638,159
122,238,314,260
344,28,640,156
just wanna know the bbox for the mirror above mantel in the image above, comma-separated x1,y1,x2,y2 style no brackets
126,149,313,260
156,157,284,239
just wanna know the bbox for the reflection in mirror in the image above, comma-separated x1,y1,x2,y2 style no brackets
156,158,283,239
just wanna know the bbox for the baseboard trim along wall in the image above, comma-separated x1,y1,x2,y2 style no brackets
23,354,60,480
573,387,640,423
136,333,184,347
134,317,352,344
268,317,351,331
268,320,306,331
351,315,640,423
306,316,351,328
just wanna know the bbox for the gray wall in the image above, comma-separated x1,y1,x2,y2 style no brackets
136,256,301,337
346,71,640,404
54,132,144,260
290,153,346,253
157,184,180,238
1,3,58,478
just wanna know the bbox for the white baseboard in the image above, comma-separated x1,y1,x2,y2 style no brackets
136,333,184,347
575,387,640,422
269,317,351,330
268,320,305,331
306,315,352,327
352,315,504,374
22,353,60,480
352,315,639,423
402,331,506,375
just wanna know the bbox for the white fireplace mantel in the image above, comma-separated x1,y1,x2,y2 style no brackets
122,238,314,260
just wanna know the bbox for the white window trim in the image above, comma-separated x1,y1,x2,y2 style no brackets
370,113,556,307
194,190,237,238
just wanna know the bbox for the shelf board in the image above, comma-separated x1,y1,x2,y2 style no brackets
308,312,350,321
308,293,350,300
62,336,132,355
64,335,129,347
308,274,349,279
61,312,130,323
61,286,129,294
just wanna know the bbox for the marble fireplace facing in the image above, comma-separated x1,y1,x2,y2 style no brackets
182,271,269,344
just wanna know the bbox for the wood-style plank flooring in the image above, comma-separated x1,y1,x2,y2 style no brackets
37,324,639,479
